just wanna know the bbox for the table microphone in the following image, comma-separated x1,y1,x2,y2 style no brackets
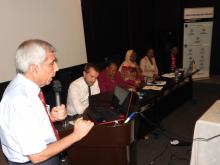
53,80,62,106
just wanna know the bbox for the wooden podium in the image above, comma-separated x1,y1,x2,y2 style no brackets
0,120,132,165
58,90,134,165
59,123,132,165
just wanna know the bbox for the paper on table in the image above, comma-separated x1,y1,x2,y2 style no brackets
142,85,163,91
162,72,175,78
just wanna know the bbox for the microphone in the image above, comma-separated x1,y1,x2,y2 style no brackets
53,80,62,106
124,112,138,124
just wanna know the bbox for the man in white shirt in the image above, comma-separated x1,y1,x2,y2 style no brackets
67,63,100,116
0,39,94,165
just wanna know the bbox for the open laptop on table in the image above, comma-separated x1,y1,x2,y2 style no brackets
87,86,132,125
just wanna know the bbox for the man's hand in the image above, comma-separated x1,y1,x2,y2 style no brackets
72,118,94,141
50,104,67,122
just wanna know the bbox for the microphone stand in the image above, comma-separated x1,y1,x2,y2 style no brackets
53,80,69,164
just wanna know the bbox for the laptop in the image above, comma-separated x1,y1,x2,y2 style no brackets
87,86,131,124
89,92,114,108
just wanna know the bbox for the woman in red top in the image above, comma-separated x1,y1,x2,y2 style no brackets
98,62,127,93
119,49,142,89
170,46,178,72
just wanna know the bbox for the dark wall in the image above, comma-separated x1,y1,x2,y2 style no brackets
81,0,130,63
210,1,220,74
81,0,155,64
0,82,10,101
81,0,183,72
152,0,182,73
82,0,220,74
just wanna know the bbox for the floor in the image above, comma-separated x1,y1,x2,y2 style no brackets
131,75,220,165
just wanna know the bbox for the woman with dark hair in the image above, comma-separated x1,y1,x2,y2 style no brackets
98,62,127,93
140,48,159,80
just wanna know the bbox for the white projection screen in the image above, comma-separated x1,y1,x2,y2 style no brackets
0,0,87,82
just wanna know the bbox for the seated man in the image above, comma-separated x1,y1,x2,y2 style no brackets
98,62,127,93
67,63,100,116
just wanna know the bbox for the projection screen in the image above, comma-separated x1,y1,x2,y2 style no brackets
0,0,87,82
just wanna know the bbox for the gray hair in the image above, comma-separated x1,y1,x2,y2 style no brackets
15,39,56,73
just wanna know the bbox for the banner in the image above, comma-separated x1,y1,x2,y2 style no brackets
183,7,214,79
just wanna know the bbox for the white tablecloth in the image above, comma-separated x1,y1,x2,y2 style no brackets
190,100,220,165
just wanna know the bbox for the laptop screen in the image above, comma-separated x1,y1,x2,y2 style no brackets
113,86,130,105
87,86,132,124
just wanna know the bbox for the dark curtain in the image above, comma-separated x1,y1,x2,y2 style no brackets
81,0,219,74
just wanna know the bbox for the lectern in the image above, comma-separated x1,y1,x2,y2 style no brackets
59,123,132,165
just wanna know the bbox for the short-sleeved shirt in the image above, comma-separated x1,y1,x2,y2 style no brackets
0,74,56,163
66,77,100,116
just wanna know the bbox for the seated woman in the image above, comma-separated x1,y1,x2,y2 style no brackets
140,48,159,80
98,62,127,93
119,49,142,88
169,46,178,72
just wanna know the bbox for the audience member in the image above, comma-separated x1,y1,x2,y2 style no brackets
140,48,159,80
119,49,142,89
67,63,100,116
98,62,127,93
0,39,94,165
